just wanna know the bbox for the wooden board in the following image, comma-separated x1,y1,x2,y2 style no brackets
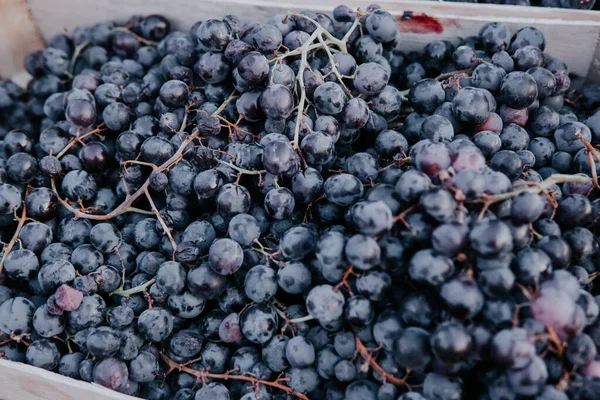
0,359,135,400
0,0,45,79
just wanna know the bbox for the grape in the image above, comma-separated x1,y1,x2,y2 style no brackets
286,336,315,368
0,297,35,335
531,287,576,329
239,303,278,344
26,339,60,370
506,356,548,396
137,308,174,342
479,22,511,53
4,249,40,280
93,357,129,390
408,249,455,286
244,265,277,303
208,238,244,275
306,285,345,323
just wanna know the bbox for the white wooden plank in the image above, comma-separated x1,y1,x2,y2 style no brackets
0,359,137,400
25,0,600,79
0,0,45,79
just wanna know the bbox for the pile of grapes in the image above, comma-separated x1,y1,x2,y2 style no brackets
1,4,600,400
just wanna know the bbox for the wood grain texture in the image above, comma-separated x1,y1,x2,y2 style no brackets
0,0,45,79
25,0,600,79
0,359,136,400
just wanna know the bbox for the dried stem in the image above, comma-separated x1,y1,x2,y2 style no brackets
160,353,309,400
56,125,106,159
334,265,359,295
270,302,315,324
144,187,177,260
113,27,158,45
473,173,591,219
317,35,353,97
285,12,362,149
217,159,266,176
577,131,600,190
69,41,90,75
435,67,476,81
393,205,416,228
111,277,156,297
0,204,27,274
354,336,410,387
51,93,236,222
291,29,320,149
212,90,237,116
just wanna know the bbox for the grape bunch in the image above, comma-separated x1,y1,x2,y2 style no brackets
1,4,600,400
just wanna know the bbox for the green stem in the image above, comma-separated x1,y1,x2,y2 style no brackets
111,277,156,297
69,41,90,74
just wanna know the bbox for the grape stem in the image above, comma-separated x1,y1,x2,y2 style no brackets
216,159,266,176
144,187,177,260
113,27,158,45
285,11,363,149
50,93,235,222
317,34,353,97
576,131,600,190
55,125,107,159
473,173,591,219
354,336,411,388
270,301,315,324
160,353,310,400
0,203,28,275
110,277,156,297
69,41,90,75
291,29,320,150
435,67,476,81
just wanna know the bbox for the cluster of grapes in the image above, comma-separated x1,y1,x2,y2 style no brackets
1,4,600,400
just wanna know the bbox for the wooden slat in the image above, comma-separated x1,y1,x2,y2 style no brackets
0,359,135,400
0,0,45,79
588,31,600,83
24,0,600,80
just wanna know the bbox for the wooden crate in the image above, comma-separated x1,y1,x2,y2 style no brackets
0,0,600,399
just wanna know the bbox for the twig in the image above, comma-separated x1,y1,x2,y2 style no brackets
144,187,177,260
0,204,27,274
113,27,158,46
473,173,591,219
577,131,600,190
56,125,106,159
51,178,158,221
212,91,237,116
51,94,237,222
354,336,410,387
317,35,353,97
291,29,320,149
69,41,90,75
288,314,315,323
160,353,309,400
435,67,476,81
